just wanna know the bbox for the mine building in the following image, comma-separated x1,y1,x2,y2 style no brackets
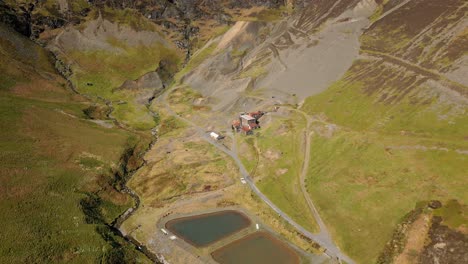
232,111,265,135
240,114,258,129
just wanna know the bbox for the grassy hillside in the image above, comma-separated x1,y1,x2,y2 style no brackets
302,59,468,139
305,130,467,263
0,25,150,263
253,113,320,233
362,0,467,72
49,8,183,131
302,64,467,264
69,40,178,130
300,1,468,262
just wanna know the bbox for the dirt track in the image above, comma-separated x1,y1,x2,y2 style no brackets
157,87,355,263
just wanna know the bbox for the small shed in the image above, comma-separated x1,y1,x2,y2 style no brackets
210,132,219,139
210,132,224,140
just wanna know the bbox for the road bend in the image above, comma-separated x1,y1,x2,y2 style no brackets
159,91,355,264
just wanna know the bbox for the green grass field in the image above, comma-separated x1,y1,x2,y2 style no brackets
433,199,468,229
305,130,467,263
238,137,259,175
245,113,319,233
301,57,467,263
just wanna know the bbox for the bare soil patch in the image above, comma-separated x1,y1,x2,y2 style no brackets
394,214,432,264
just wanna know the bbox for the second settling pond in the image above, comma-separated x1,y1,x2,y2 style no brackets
211,231,300,264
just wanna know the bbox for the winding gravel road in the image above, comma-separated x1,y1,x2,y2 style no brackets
158,90,355,264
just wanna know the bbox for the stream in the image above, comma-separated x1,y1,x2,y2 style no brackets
56,57,163,263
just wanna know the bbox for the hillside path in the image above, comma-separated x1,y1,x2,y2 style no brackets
361,50,468,91
157,90,354,264
299,115,333,241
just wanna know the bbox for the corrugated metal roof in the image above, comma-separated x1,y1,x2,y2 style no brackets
240,114,255,120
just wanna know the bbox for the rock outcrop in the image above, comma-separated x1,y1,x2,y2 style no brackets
117,71,164,105
1,0,291,51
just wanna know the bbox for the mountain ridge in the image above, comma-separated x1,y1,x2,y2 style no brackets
0,1,466,263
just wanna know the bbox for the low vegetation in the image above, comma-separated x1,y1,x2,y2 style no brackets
305,126,467,263
241,113,319,233
128,109,235,208
362,0,467,70
239,65,267,79
166,86,211,117
301,21,466,261
68,39,179,130
47,9,184,131
301,61,466,262
0,25,150,263
228,6,289,22
100,7,157,32
378,199,467,263
433,199,468,229
238,137,258,175
302,59,468,140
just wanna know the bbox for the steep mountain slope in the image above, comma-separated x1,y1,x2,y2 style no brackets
0,0,288,131
49,12,182,130
1,1,466,263
0,0,286,48
0,24,151,263
362,0,467,85
180,0,378,113
300,0,468,263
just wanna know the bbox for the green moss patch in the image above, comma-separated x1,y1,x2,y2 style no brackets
434,199,468,229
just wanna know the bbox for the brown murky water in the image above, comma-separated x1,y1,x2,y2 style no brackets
211,231,300,264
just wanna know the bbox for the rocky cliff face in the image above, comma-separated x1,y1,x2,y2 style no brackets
0,0,288,48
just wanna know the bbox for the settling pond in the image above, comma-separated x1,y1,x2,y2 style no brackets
165,210,251,247
212,232,300,264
